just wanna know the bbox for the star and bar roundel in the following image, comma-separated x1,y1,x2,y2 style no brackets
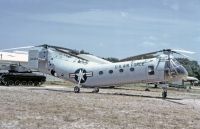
69,68,93,83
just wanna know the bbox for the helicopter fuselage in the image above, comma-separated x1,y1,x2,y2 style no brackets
29,48,188,87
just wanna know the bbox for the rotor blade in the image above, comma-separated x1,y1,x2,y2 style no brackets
173,51,195,60
120,51,161,61
36,44,89,61
36,44,80,55
49,45,79,55
54,48,88,61
172,49,195,54
35,44,48,48
0,46,34,52
179,53,195,60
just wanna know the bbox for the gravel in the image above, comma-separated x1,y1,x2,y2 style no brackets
0,85,200,129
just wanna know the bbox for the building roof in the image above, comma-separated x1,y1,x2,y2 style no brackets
0,51,28,63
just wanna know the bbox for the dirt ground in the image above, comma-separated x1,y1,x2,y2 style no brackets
0,85,200,129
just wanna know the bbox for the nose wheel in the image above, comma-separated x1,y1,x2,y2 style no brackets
161,83,168,99
162,91,167,99
74,76,82,93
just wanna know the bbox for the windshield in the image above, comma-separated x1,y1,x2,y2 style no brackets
165,58,188,80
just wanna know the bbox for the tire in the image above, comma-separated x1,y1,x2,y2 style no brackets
21,81,27,86
74,86,80,93
0,81,5,86
34,81,39,86
4,81,9,86
28,81,33,86
162,91,167,99
1,78,9,86
93,87,99,93
15,80,20,86
95,87,99,93
8,80,14,86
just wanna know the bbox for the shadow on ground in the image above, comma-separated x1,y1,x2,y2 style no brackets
28,87,183,102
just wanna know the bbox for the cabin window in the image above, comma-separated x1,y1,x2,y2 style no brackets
99,71,103,75
119,69,124,73
130,67,135,72
148,66,155,75
109,70,113,74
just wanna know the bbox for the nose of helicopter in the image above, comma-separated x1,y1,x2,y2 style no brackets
176,65,188,79
165,59,188,81
172,58,188,80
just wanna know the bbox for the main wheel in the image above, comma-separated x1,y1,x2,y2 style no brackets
93,87,99,93
74,86,80,93
162,91,167,99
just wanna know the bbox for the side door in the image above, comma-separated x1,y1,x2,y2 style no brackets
155,60,166,82
147,65,156,82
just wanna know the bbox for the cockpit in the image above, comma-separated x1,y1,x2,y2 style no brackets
164,58,188,81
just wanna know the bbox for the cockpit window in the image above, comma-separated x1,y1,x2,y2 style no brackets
165,59,188,77
172,59,181,66
148,66,155,75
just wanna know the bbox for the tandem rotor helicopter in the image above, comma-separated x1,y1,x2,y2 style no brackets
27,44,194,98
1,44,194,98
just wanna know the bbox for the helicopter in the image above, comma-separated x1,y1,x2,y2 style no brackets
27,44,191,98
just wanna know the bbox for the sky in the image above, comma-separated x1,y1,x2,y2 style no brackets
0,0,200,62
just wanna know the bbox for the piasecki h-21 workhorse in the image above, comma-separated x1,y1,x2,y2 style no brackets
28,44,191,98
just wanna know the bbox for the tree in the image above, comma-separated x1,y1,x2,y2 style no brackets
79,50,90,54
103,57,119,63
176,58,200,80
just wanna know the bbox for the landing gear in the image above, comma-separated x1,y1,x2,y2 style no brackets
161,83,168,99
92,87,99,93
74,86,80,93
162,91,167,99
145,84,150,91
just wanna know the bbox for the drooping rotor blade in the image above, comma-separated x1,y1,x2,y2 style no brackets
120,48,196,62
172,49,195,54
54,48,88,61
36,44,89,61
120,50,161,61
0,46,34,52
35,44,48,49
36,44,80,55
51,45,79,55
174,51,195,60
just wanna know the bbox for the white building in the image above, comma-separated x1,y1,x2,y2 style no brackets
0,51,63,82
